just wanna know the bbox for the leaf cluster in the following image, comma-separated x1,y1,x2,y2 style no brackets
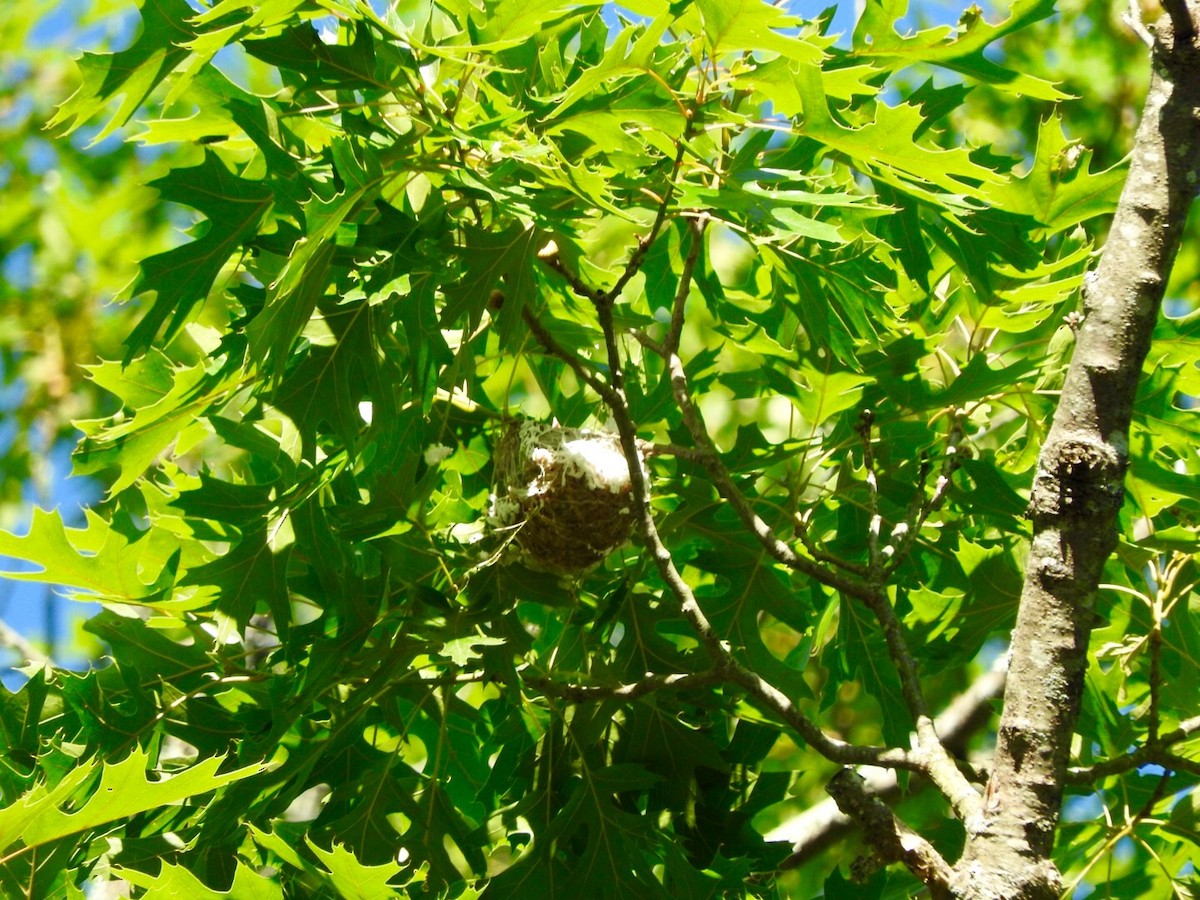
1,1,1197,897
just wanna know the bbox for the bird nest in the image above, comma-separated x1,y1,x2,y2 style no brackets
490,419,638,573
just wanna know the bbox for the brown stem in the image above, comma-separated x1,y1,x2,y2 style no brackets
663,214,707,357
526,254,910,768
607,139,691,304
1065,713,1200,783
521,669,724,702
794,509,871,577
826,768,954,898
522,307,616,403
663,349,880,601
661,338,979,818
536,245,605,305
882,409,965,578
592,272,926,771
777,658,1007,870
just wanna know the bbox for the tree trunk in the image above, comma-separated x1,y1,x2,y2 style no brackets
952,6,1200,898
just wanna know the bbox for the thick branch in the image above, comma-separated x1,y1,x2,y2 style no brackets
774,658,1006,869
826,768,954,898
954,8,1200,898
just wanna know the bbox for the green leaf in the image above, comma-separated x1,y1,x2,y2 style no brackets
244,20,384,92
308,840,405,900
126,153,274,354
270,296,398,453
693,0,809,59
0,748,264,856
246,232,336,381
117,861,285,900
488,763,671,899
0,508,175,601
476,0,600,49
793,63,1005,202
548,15,673,122
183,526,291,629
982,115,1126,230
678,498,815,698
831,597,912,745
76,352,240,495
852,0,1069,101
48,0,197,141
443,222,541,347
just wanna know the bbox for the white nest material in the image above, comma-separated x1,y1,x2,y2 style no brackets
490,419,640,573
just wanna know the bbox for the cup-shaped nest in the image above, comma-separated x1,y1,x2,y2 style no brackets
491,419,638,573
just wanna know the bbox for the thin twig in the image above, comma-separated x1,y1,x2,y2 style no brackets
0,617,50,667
607,138,692,305
878,452,930,565
521,669,723,702
774,656,1007,869
664,349,870,592
793,508,871,577
536,241,605,305
661,340,975,814
663,214,707,357
858,408,883,580
883,408,965,578
526,144,897,768
1066,714,1200,783
591,269,922,771
1123,0,1157,48
854,580,971,814
522,307,616,403
635,440,710,463
1149,568,1165,743
526,93,979,814
610,154,976,819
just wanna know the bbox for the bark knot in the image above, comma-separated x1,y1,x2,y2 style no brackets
1028,436,1125,520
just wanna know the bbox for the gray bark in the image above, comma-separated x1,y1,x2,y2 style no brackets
951,6,1200,898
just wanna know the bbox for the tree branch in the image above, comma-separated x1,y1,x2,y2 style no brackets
774,657,1007,869
0,617,50,667
882,409,965,577
529,88,982,832
850,412,965,774
826,768,954,898
607,139,690,304
662,214,706,357
954,6,1200,897
661,348,881,602
522,307,618,405
521,669,725,702
1066,713,1200,783
536,240,606,305
1123,0,1157,48
593,293,915,768
529,220,916,773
